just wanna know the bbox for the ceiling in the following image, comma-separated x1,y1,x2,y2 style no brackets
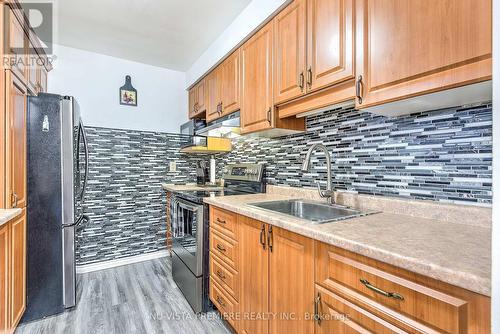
51,0,252,71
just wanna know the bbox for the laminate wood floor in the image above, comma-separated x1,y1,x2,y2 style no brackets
16,257,232,334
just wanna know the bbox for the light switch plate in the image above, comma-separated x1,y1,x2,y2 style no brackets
169,161,176,172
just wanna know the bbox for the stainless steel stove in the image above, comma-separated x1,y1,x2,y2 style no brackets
170,164,265,313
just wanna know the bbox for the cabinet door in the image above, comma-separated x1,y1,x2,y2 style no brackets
239,216,269,334
195,79,206,114
0,224,9,333
241,21,274,134
5,72,27,209
273,0,306,104
355,0,492,109
9,211,26,329
206,68,222,122
269,227,314,334
221,50,241,115
6,9,27,83
307,0,354,93
188,87,197,118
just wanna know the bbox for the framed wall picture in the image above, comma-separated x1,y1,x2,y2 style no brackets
120,75,138,106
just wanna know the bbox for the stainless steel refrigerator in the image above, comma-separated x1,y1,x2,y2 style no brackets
22,94,89,322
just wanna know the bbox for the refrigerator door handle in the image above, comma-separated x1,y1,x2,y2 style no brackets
79,120,89,202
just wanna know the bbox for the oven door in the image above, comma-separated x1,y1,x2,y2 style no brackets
171,197,205,276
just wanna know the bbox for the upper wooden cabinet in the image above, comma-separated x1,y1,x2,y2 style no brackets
355,0,492,110
307,0,354,92
241,22,275,134
273,0,307,104
5,8,27,83
5,71,27,209
188,78,206,119
275,0,356,118
206,68,222,122
220,50,241,116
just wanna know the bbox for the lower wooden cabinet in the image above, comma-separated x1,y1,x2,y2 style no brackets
208,207,491,334
0,210,27,334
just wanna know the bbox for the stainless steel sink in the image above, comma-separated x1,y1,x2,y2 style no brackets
249,199,376,224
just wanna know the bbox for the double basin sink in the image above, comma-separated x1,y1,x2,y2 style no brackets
249,199,376,224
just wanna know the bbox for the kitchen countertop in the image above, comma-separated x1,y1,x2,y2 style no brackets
0,209,23,227
204,193,491,296
161,183,223,193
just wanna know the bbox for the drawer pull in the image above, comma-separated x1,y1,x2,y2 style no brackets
216,244,227,252
216,295,226,308
360,279,404,301
216,218,226,224
314,293,322,325
216,270,226,280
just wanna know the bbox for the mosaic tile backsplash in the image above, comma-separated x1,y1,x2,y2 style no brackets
78,102,492,265
76,127,199,265
220,103,492,206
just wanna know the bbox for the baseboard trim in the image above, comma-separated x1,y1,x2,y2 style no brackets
76,250,169,274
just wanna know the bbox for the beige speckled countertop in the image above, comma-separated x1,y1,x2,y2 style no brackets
0,209,22,227
161,183,223,192
204,193,491,296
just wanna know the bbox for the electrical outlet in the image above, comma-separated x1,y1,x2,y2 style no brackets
169,161,177,172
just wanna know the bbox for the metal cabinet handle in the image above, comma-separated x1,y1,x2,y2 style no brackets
360,279,404,300
356,75,363,104
12,192,18,208
216,244,227,252
266,108,272,123
216,270,226,280
314,293,321,325
219,101,223,115
216,295,226,308
216,218,226,225
267,226,273,252
298,71,305,91
307,67,313,88
260,224,266,250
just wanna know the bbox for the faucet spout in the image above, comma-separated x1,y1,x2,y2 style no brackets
301,144,334,204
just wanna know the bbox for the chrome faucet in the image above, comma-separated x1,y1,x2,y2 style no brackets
301,143,335,204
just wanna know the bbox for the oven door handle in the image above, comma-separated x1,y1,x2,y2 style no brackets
176,198,203,212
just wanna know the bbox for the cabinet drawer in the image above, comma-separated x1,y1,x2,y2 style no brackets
316,285,414,334
210,207,237,240
210,229,238,271
210,278,239,331
210,254,239,301
316,243,468,334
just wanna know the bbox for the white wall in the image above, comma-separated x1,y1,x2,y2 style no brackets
492,0,499,331
49,45,187,133
185,0,290,88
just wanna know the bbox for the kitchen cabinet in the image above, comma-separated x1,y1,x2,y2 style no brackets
220,50,241,116
241,21,304,135
9,212,26,329
273,0,307,104
206,68,222,122
188,78,206,119
209,207,491,333
5,7,27,83
268,226,314,334
4,71,27,209
38,66,47,93
275,0,355,117
241,22,274,134
0,210,27,334
315,242,491,333
27,42,38,95
355,0,492,112
238,216,269,334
